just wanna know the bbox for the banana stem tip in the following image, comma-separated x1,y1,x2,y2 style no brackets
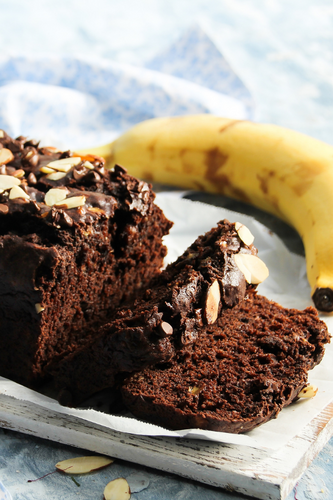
312,287,333,312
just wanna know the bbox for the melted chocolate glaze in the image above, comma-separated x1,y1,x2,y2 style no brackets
0,132,154,229
0,131,173,387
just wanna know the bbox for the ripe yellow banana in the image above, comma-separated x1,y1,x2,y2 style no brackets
78,115,333,312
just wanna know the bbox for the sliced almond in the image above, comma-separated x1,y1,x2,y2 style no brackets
0,148,14,165
56,456,114,474
158,321,173,337
189,386,202,395
54,195,86,209
82,160,94,170
0,130,4,138
234,253,269,285
47,157,82,172
46,171,67,181
23,150,35,160
0,174,21,190
104,478,131,500
44,188,69,207
204,279,220,324
35,303,45,314
298,384,318,399
235,222,255,246
9,185,30,200
88,206,106,215
13,169,25,178
40,166,56,174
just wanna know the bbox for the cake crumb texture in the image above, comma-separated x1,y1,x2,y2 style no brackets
121,292,330,433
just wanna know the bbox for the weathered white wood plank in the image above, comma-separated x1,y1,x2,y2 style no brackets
0,394,332,500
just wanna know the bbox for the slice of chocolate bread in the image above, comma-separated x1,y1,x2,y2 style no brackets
121,292,330,433
0,131,172,387
50,219,265,405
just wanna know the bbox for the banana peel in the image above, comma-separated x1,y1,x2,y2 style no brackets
78,115,333,312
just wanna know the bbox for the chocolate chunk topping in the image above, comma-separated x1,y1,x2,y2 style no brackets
0,131,154,229
21,147,39,169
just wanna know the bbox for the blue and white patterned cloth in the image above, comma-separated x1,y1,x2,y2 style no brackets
0,481,12,500
0,26,252,150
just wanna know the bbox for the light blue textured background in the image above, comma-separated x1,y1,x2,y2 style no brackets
0,0,332,143
0,1,332,499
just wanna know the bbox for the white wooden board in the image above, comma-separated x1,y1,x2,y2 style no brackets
0,393,333,500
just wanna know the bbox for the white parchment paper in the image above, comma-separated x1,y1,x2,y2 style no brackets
0,196,332,451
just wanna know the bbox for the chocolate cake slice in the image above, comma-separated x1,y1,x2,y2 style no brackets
121,292,330,433
50,219,264,404
0,131,172,387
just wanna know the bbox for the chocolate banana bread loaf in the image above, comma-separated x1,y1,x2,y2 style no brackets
0,131,172,387
50,219,264,404
121,292,330,433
